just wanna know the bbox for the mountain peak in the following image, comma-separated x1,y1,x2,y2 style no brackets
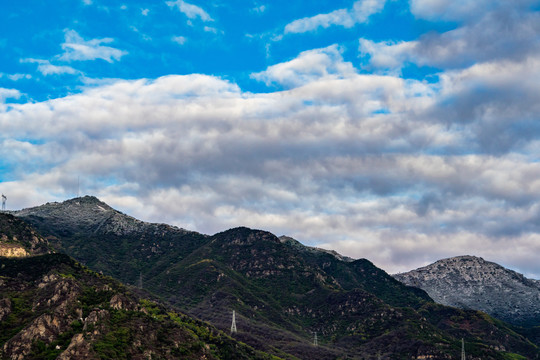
13,195,164,241
65,195,110,206
394,255,540,326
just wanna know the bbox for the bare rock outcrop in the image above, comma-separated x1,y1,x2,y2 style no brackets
2,313,70,359
394,255,540,326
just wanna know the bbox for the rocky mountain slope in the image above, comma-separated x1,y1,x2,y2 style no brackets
13,197,540,359
394,256,540,327
0,220,278,360
0,213,50,257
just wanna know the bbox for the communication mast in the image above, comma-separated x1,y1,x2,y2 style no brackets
1,194,6,211
461,338,466,360
313,332,318,346
230,310,237,334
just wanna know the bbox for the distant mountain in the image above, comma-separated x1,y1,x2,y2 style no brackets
13,197,540,359
394,255,540,327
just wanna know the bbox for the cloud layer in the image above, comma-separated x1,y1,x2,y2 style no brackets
1,0,540,279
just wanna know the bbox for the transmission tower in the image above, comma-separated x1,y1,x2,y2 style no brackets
137,272,143,289
230,310,237,334
313,332,318,346
1,194,6,211
461,338,466,360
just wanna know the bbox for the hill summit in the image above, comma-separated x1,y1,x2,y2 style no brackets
394,255,540,327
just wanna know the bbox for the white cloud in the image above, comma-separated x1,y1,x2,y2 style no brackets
0,73,32,81
285,9,354,33
352,0,385,22
172,35,187,45
252,5,266,14
166,0,213,22
284,0,385,34
22,58,78,76
410,0,536,21
359,39,418,70
203,26,219,34
59,29,127,63
251,44,356,87
82,0,92,5
141,8,150,16
0,88,21,103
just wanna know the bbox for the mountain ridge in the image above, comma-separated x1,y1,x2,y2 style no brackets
10,197,540,359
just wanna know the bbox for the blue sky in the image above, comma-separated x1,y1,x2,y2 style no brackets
2,0,540,278
0,0,452,100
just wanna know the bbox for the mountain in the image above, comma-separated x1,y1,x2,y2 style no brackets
14,196,209,287
13,197,540,359
393,255,540,327
0,214,278,360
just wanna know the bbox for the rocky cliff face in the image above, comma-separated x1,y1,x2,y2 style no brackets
0,213,50,257
393,255,540,327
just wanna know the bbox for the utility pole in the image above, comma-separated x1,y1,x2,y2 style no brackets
313,332,318,346
461,338,466,360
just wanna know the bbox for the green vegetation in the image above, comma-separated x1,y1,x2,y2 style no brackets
502,353,528,360
0,251,279,360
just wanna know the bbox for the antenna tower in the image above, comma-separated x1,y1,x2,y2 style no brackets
1,194,6,211
313,332,318,346
230,310,237,334
77,176,80,198
461,338,466,360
